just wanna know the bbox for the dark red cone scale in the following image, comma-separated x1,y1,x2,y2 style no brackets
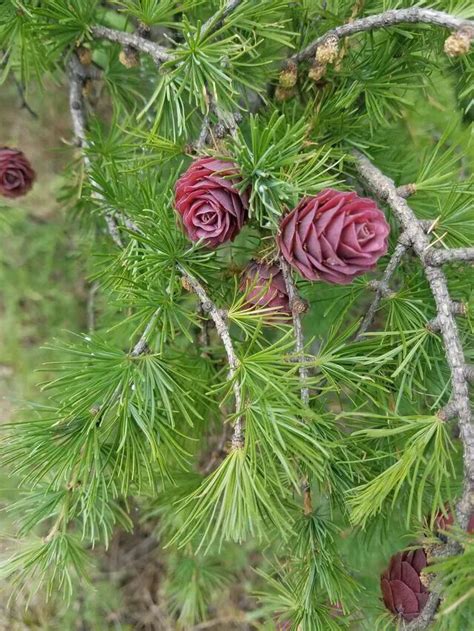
381,548,430,622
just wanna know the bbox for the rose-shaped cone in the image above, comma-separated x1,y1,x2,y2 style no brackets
0,147,36,198
381,548,430,622
434,506,474,535
174,157,248,248
278,189,390,284
240,262,291,317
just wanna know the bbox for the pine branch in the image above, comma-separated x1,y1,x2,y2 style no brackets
290,8,474,63
353,152,474,529
355,235,409,340
177,264,244,449
68,55,242,453
425,247,474,266
90,25,171,64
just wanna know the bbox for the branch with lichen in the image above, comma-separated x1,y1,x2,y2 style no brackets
354,151,473,628
90,25,171,65
290,8,474,64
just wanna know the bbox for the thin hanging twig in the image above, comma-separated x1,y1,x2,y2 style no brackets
177,264,243,448
355,235,409,340
279,258,309,406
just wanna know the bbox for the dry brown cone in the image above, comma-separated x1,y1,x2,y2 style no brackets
76,45,92,66
315,35,339,65
444,30,472,57
119,47,140,68
308,61,327,82
275,86,296,102
279,61,298,89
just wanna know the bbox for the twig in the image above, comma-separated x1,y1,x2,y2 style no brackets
425,247,474,266
279,258,309,406
13,76,38,119
201,0,244,37
90,25,171,64
177,264,244,448
279,257,312,514
87,281,99,333
130,309,161,356
354,152,473,529
197,303,212,353
290,8,474,63
355,236,409,340
68,53,123,248
69,53,159,362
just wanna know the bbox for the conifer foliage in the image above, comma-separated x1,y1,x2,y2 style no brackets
1,1,473,629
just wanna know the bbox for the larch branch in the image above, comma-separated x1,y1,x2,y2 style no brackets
279,258,309,406
177,264,243,448
354,151,473,630
201,0,244,37
353,151,474,527
291,8,474,63
425,247,474,266
355,236,409,340
90,25,171,64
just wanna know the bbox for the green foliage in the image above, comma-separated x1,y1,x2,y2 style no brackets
0,534,90,603
348,414,457,527
171,448,295,552
232,111,343,227
116,0,198,28
1,0,473,628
